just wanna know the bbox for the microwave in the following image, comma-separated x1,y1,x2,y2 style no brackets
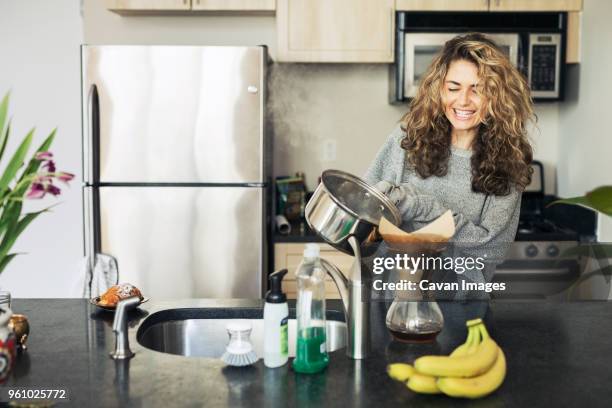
391,12,567,103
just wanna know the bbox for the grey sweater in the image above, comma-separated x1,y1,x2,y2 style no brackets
364,125,521,284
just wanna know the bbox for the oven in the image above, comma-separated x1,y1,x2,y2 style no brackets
491,162,599,299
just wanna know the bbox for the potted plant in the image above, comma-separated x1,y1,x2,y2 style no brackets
550,186,612,296
0,93,73,274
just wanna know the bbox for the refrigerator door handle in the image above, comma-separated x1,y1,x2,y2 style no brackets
82,186,101,275
85,84,100,185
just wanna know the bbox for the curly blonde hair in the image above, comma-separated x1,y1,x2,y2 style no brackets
400,33,534,196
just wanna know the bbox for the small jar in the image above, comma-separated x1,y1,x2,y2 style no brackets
0,306,16,382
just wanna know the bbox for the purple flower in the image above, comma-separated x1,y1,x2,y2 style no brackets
48,184,61,196
26,181,61,199
56,172,75,183
25,151,73,200
26,183,46,199
35,151,53,160
43,160,56,173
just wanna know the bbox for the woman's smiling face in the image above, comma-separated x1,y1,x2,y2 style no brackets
441,59,484,133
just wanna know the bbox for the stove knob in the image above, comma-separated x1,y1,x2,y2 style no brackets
546,244,560,257
525,244,539,258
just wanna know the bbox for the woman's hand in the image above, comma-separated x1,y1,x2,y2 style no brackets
374,180,405,205
374,180,419,218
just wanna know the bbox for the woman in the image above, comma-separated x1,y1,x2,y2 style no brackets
365,33,534,285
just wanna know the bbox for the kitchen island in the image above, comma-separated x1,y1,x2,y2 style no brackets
6,299,612,407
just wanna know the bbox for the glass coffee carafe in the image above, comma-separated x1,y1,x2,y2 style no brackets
385,255,444,343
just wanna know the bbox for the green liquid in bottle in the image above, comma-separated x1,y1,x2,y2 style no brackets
293,327,329,374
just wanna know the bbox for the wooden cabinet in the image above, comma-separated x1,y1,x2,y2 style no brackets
276,0,395,63
107,0,582,64
566,11,581,63
396,0,582,64
274,243,353,299
397,0,583,12
106,0,191,11
191,0,275,12
489,0,583,11
106,0,275,13
396,0,488,11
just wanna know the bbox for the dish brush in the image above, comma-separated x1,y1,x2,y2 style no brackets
221,320,259,367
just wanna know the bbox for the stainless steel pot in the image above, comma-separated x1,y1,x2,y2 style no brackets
305,170,401,256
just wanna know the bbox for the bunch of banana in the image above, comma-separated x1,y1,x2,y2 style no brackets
386,318,506,399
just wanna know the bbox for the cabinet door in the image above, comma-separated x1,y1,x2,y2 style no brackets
566,11,581,63
106,0,191,11
192,0,275,11
395,0,488,11
490,0,583,11
277,0,395,63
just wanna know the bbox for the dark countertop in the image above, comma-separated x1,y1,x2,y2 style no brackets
6,299,612,407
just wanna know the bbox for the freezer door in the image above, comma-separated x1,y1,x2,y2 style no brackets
89,186,265,299
82,46,266,184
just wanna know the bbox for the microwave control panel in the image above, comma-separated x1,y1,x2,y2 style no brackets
528,34,561,98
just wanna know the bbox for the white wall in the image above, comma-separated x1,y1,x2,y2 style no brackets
559,0,612,240
0,0,84,297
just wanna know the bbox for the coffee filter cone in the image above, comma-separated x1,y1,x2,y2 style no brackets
379,210,456,253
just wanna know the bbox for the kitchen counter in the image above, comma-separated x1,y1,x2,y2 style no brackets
6,299,612,407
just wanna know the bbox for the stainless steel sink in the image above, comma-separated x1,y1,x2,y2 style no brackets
136,308,347,358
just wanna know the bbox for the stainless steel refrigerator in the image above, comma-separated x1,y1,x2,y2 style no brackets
81,45,270,299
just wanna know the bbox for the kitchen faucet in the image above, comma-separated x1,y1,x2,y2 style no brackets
320,236,370,360
110,296,141,360
304,170,401,360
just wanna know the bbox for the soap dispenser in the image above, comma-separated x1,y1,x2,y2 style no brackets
264,269,289,368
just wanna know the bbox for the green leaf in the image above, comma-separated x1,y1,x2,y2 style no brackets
37,129,55,152
0,200,21,243
0,128,33,194
0,253,17,275
0,208,47,262
0,93,9,140
548,196,591,208
548,186,612,217
14,129,56,197
0,120,11,162
561,244,612,259
586,186,612,216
